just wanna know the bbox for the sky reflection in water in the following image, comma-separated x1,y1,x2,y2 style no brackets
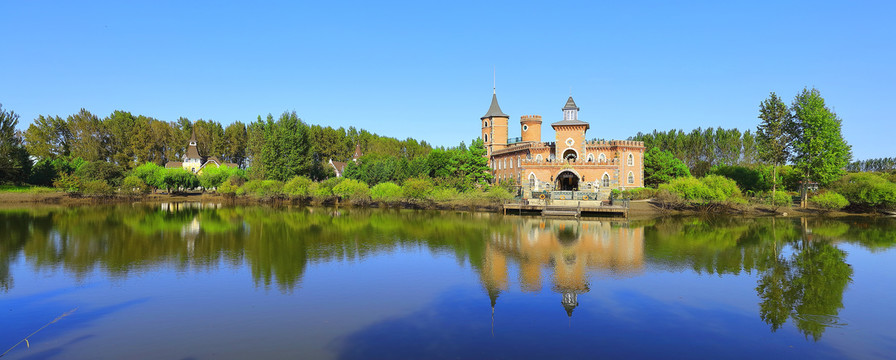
1,204,896,359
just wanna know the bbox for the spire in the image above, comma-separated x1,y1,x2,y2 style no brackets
562,96,579,111
482,93,508,119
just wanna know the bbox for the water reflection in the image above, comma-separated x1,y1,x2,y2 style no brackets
2,205,896,345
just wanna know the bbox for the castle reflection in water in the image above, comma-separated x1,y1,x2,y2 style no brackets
479,218,644,317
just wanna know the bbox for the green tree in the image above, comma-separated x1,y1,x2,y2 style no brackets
790,88,852,207
259,112,313,181
644,148,691,188
68,109,108,162
0,104,32,184
223,122,248,166
756,92,793,200
24,114,71,159
104,110,140,168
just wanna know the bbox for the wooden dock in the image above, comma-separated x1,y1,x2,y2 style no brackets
502,202,628,218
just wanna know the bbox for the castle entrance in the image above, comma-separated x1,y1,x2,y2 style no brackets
556,171,579,191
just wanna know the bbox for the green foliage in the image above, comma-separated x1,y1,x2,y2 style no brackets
790,88,852,186
0,103,32,184
832,173,896,211
283,176,314,198
610,189,622,199
311,177,343,199
658,175,742,206
402,178,432,200
846,157,896,172
621,187,657,200
53,173,84,194
81,179,115,197
485,185,513,202
643,148,690,187
332,178,370,201
130,162,165,190
243,180,285,198
28,159,58,186
709,165,774,194
159,168,199,193
199,165,242,190
370,182,402,202
631,127,758,177
810,191,849,212
762,190,792,208
74,161,125,185
217,178,241,197
121,175,150,196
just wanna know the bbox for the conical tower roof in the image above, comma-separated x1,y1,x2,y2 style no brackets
562,96,579,111
481,93,509,119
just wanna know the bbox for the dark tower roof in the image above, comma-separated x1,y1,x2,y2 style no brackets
562,96,579,111
481,93,509,119
189,130,198,143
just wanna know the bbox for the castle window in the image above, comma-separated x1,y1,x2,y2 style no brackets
628,153,634,166
529,173,537,190
484,134,488,142
598,153,606,162
517,156,521,167
587,154,594,162
510,159,513,169
602,173,610,187
536,154,543,161
523,124,529,132
628,171,635,184
484,120,489,127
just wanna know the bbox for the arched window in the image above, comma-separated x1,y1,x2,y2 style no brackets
587,153,594,162
484,120,489,127
628,153,634,166
510,159,513,169
484,133,488,142
518,156,521,167
598,153,607,163
536,154,543,161
503,158,506,169
628,171,634,184
602,173,610,187
529,173,537,190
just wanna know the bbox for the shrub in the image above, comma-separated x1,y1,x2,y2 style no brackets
709,165,773,193
131,163,165,191
311,177,343,200
121,175,150,196
657,175,743,207
621,187,657,200
659,177,713,203
485,185,513,202
402,178,432,200
159,168,199,193
75,161,125,185
332,178,370,201
217,178,240,197
832,173,896,211
243,180,285,198
53,173,83,194
762,190,792,208
370,182,402,202
429,187,461,202
283,176,313,198
198,165,241,190
811,191,849,212
701,175,742,202
28,159,58,186
82,179,114,197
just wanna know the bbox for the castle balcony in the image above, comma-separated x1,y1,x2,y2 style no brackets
521,158,619,166
507,136,523,145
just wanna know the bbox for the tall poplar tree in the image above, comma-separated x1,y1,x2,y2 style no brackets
756,92,793,199
0,104,32,183
790,88,851,207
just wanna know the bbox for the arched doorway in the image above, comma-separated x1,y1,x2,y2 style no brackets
562,149,578,162
556,171,579,191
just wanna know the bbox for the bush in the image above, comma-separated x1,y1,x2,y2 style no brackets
131,163,165,191
159,168,199,193
53,173,83,194
82,179,114,197
198,165,242,191
217,178,241,197
370,182,402,202
311,177,343,200
709,165,773,193
121,175,149,196
485,185,513,202
28,159,58,186
243,180,285,198
283,176,314,198
620,187,657,200
701,174,742,202
429,187,461,202
657,175,743,207
402,178,432,200
760,190,792,208
811,191,849,212
332,178,370,201
75,161,125,185
832,173,896,211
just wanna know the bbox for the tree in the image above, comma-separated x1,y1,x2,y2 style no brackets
68,109,108,162
223,122,247,166
0,104,32,184
24,114,71,159
644,148,691,188
756,92,793,200
104,110,140,168
790,88,852,208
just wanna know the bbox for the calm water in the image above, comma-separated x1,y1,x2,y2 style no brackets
2,205,896,359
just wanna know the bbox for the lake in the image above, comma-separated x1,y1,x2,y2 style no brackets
2,204,895,359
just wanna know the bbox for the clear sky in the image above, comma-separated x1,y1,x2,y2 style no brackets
2,1,893,160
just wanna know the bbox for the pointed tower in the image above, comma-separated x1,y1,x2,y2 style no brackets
481,91,509,157
184,130,203,172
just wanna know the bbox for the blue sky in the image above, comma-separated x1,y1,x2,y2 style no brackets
1,1,893,160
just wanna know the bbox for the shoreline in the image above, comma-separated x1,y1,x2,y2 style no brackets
0,191,881,219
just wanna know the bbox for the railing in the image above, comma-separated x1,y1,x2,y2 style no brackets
507,137,523,144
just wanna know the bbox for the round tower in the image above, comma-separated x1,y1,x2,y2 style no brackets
520,115,542,143
481,91,509,157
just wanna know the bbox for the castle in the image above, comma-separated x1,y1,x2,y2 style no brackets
481,91,644,199
164,130,237,174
